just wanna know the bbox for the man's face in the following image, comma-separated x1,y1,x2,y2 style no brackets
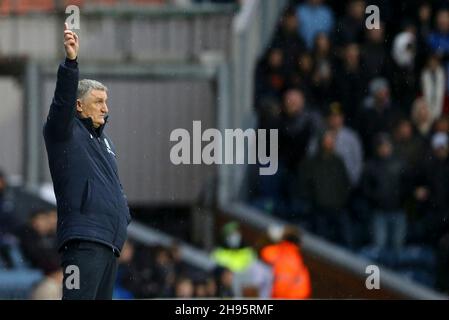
284,89,305,116
221,270,234,287
415,100,430,123
321,131,336,153
284,14,297,32
348,0,366,21
377,142,393,158
175,280,194,298
328,114,344,130
437,10,449,34
268,49,283,68
374,87,390,105
298,53,313,73
367,26,384,43
315,33,330,54
419,4,431,22
345,44,360,66
77,89,109,128
31,213,49,236
396,121,413,141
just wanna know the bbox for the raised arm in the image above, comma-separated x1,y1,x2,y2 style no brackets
44,23,80,140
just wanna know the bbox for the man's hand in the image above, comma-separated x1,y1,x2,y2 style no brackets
64,23,79,60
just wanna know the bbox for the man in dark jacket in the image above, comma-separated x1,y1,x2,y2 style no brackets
274,88,322,217
278,88,322,170
356,78,402,158
271,8,306,70
411,132,449,245
43,24,131,299
301,130,353,247
362,133,407,253
333,0,366,47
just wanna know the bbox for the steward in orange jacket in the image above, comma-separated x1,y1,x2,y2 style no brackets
260,227,312,299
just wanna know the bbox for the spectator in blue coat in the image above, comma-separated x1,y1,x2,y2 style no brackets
296,0,335,50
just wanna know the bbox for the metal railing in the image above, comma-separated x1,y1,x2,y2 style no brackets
128,221,216,271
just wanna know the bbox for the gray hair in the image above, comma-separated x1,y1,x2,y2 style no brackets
77,79,108,101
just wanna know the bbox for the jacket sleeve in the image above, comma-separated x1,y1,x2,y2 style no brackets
260,245,278,265
44,58,79,141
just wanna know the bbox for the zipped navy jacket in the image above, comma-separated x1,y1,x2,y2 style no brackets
43,58,131,255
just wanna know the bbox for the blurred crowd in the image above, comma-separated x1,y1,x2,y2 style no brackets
247,0,449,293
2,168,311,299
1,170,227,299
0,0,239,16
114,239,244,299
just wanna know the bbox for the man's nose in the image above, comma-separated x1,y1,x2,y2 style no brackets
103,104,109,113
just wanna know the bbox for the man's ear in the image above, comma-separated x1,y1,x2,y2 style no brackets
76,99,83,113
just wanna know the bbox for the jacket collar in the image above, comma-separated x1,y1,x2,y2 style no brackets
78,115,108,137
